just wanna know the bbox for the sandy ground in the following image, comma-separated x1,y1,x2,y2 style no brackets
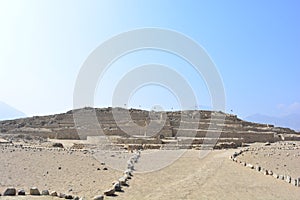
237,142,300,178
120,149,300,200
0,144,124,199
1,143,300,200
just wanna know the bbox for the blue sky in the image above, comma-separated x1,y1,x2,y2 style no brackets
0,0,299,119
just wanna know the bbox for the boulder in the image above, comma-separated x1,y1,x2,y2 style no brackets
3,187,16,196
18,189,26,195
42,190,49,195
50,191,58,196
104,187,115,196
93,195,104,200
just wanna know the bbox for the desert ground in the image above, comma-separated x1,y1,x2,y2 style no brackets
1,140,299,200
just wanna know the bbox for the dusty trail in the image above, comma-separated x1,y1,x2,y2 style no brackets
118,149,300,200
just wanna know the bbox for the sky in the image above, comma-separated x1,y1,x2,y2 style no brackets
0,0,300,120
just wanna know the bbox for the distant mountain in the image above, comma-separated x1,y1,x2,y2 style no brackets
0,101,26,120
245,113,300,131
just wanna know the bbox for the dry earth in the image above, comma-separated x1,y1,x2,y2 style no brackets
1,142,300,200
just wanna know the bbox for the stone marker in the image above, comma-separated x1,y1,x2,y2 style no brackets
65,194,74,199
3,187,16,196
246,164,254,169
42,190,49,195
30,187,40,195
18,189,26,195
291,179,297,186
93,195,104,200
286,176,291,183
104,187,115,196
255,165,261,172
50,191,57,196
272,173,279,179
124,169,133,176
113,181,122,192
119,177,127,186
58,192,66,198
268,170,273,176
279,175,284,180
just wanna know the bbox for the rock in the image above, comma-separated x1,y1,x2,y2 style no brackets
291,179,297,186
30,187,40,195
246,164,254,169
103,167,108,170
127,163,134,170
42,190,49,195
119,177,127,186
286,176,291,183
18,189,26,195
124,169,133,176
58,193,66,198
273,173,279,179
264,142,271,146
255,165,261,172
50,191,58,196
279,175,284,180
104,187,115,196
124,173,131,180
65,194,74,199
113,181,122,192
52,142,64,148
263,170,268,175
93,195,104,200
3,187,16,196
74,196,80,200
268,170,273,176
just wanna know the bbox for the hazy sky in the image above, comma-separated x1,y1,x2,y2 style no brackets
0,0,299,119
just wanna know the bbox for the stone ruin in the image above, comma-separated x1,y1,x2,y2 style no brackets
0,107,299,149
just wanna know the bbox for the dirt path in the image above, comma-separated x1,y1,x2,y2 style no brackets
116,149,300,200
